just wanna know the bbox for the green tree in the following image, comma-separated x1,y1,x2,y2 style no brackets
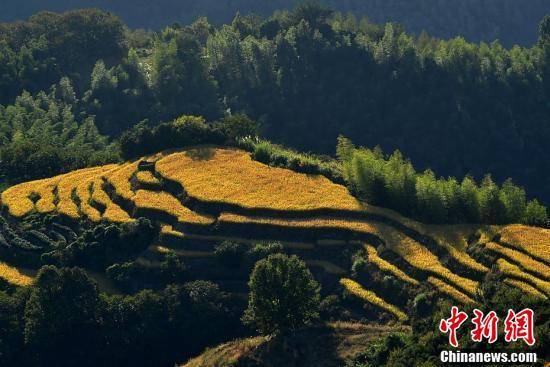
214,240,247,267
217,114,260,140
499,179,527,223
415,170,447,223
0,289,26,366
478,175,506,224
459,176,481,223
523,199,548,226
539,15,550,46
243,254,320,335
24,266,104,367
152,32,221,121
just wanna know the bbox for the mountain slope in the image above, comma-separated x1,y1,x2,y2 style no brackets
182,322,406,367
1,146,548,319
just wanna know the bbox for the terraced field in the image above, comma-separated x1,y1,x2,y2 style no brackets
0,261,34,286
1,146,549,320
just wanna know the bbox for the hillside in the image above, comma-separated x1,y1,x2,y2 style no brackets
2,8,550,208
1,147,548,317
1,0,548,47
1,5,549,366
182,322,407,367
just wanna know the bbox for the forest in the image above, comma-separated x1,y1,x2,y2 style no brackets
1,0,549,47
1,6,550,210
0,5,549,367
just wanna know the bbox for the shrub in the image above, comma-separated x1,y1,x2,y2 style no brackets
55,218,156,270
119,115,226,159
214,241,247,267
523,199,548,226
216,114,260,140
319,295,345,321
246,242,284,263
240,137,343,183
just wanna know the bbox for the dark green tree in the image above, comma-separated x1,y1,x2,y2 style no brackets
243,254,320,335
152,31,221,121
23,266,104,367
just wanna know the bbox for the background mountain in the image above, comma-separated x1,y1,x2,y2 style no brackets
1,0,550,47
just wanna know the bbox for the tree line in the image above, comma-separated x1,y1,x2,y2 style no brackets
337,137,548,225
0,0,548,46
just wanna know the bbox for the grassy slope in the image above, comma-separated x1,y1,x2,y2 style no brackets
182,322,407,367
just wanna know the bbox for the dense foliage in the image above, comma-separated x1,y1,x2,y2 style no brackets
203,10,550,206
119,115,225,159
1,0,548,47
0,266,243,367
0,9,127,103
42,218,157,270
338,137,548,225
243,254,320,335
1,7,549,210
0,79,118,183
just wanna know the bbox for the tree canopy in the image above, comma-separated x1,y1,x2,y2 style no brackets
243,254,320,335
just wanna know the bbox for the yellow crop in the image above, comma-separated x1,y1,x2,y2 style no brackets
160,224,185,238
57,166,116,219
340,278,407,321
0,262,34,286
158,226,315,250
219,213,381,232
105,161,139,200
385,227,479,297
411,224,490,274
133,190,214,225
136,171,160,186
499,224,550,263
485,242,549,280
305,260,346,275
76,178,101,222
365,244,419,285
427,276,474,304
151,245,214,258
156,148,363,212
220,214,478,296
363,204,493,275
496,259,550,296
1,179,46,217
503,279,547,300
34,180,57,214
443,244,489,274
1,166,111,218
90,178,133,223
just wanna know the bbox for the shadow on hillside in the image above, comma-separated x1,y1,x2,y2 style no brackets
185,147,215,161
234,325,370,367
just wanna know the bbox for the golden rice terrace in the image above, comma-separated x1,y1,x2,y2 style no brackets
1,147,548,319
